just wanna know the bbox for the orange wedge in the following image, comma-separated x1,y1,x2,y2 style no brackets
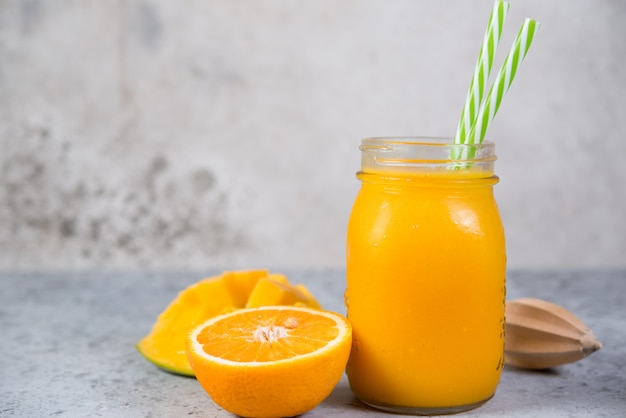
186,306,352,418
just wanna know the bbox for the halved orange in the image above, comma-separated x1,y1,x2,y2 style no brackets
186,306,352,418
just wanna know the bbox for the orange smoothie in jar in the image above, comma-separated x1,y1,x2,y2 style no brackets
345,138,506,415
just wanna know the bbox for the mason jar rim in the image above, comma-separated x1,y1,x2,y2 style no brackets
360,136,495,149
359,136,497,170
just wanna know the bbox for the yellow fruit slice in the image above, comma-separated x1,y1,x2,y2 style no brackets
186,306,352,418
137,274,239,376
245,277,321,309
267,273,289,284
137,270,323,376
295,284,323,309
221,269,268,307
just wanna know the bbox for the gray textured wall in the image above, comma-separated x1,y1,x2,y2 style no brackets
2,0,625,270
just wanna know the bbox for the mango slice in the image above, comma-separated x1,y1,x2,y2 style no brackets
137,270,321,376
246,277,321,309
221,269,269,307
137,275,239,376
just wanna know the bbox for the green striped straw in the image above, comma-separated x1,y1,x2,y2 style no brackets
454,0,510,146
466,18,541,144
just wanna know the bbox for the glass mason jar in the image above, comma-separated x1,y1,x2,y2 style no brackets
345,137,506,415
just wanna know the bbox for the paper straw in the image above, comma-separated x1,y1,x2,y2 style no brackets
467,18,541,144
454,0,510,145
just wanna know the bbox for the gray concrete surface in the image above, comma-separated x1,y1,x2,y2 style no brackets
2,1,626,271
1,269,624,417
